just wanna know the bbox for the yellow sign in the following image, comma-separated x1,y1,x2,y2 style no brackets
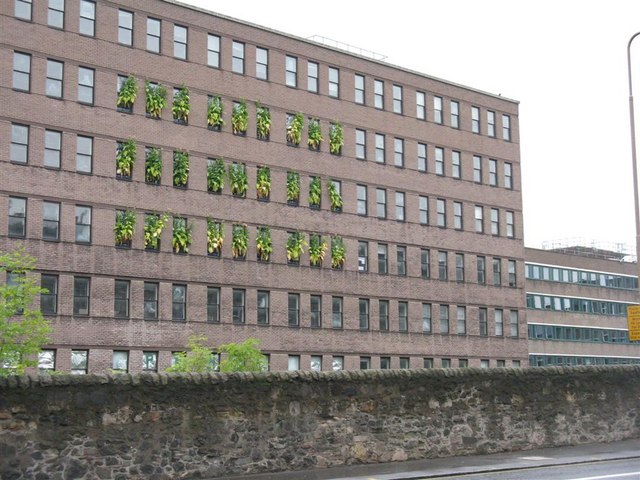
627,305,640,341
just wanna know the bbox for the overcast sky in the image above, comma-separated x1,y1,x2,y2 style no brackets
182,0,640,252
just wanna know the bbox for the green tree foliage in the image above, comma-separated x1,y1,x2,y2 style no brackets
218,338,267,372
166,335,217,373
0,247,52,376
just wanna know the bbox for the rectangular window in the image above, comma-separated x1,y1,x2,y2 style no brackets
452,151,461,179
307,61,318,92
143,351,158,372
114,279,130,319
419,196,429,225
475,205,484,233
42,201,60,240
172,284,186,321
497,360,506,368
76,135,93,173
424,358,434,368
495,309,504,336
44,129,62,168
359,298,369,330
453,201,463,230
455,253,465,283
504,163,513,189
450,100,459,128
473,155,482,183
41,275,58,315
380,357,391,370
256,290,269,325
112,351,128,372
417,143,427,172
491,208,500,235
75,205,91,243
207,287,220,323
438,251,448,281
508,259,517,287
13,52,31,92
360,357,371,370
375,134,385,163
416,91,426,120
435,147,444,175
15,0,32,20
77,66,94,105
174,25,187,59
332,356,344,370
397,246,407,276
144,282,158,320
328,67,339,98
310,295,322,328
285,55,297,87
332,296,343,328
477,256,486,284
457,306,466,334
354,184,368,216
44,60,64,99
487,111,496,137
510,310,519,337
440,305,449,334
479,307,488,336
374,79,384,109
376,188,387,219
118,9,133,45
395,191,405,221
206,33,220,67
79,0,95,36
421,249,430,279
8,197,26,238
233,289,245,324
398,301,408,332
493,258,502,286
434,96,443,124
256,47,268,80
436,199,446,227
358,241,368,272
506,211,515,238
310,355,322,371
379,299,389,331
39,349,56,373
489,159,498,186
459,359,469,368
471,106,480,133
393,84,403,114
11,124,29,163
355,74,365,104
394,138,404,167
71,350,88,374
288,293,300,326
147,18,161,53
502,114,511,141
378,244,388,274
355,129,366,160
232,40,244,74
73,276,90,315
422,303,432,334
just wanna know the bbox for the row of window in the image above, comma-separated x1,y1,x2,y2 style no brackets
528,324,639,345
525,263,638,291
526,293,631,317
13,0,514,140
529,355,640,367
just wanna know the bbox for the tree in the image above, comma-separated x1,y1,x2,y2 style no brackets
218,337,267,372
166,335,217,373
0,247,52,376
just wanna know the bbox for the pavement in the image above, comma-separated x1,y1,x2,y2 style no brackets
216,438,640,480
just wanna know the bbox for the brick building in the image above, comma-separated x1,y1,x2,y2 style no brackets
1,0,526,373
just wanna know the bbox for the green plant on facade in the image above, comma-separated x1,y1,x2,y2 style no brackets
172,217,193,253
145,147,162,184
207,158,225,193
171,86,190,123
173,150,189,187
256,226,272,262
116,139,136,178
286,171,300,204
229,163,248,197
256,103,271,140
144,212,169,250
308,177,322,208
218,337,268,372
256,166,271,200
286,231,306,263
232,223,249,259
207,219,224,256
308,234,328,267
207,96,225,129
145,81,167,118
328,181,343,212
286,112,304,146
307,118,323,150
231,100,248,135
329,122,344,155
331,235,346,269
116,75,138,111
114,209,136,247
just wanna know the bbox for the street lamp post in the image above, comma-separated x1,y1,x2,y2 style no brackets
627,32,640,292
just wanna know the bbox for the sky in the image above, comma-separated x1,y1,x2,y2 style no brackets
182,0,640,252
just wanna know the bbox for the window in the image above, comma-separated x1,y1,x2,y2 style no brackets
39,350,56,373
207,287,220,323
118,9,133,45
495,309,504,336
491,208,500,235
144,282,158,320
8,197,26,237
285,55,297,87
424,358,434,368
375,134,385,163
421,249,430,279
288,293,300,327
13,52,31,92
233,289,245,324
358,241,368,272
435,147,444,175
434,96,443,124
360,357,371,370
455,253,465,283
510,310,519,337
418,143,427,172
502,114,511,141
310,295,322,328
307,61,318,92
359,298,369,330
450,100,459,128
355,74,365,104
399,357,410,369
75,205,91,243
43,201,60,240
172,284,186,321
459,359,468,368
452,151,461,179
77,67,94,105
397,246,407,276
356,184,367,215
76,135,93,173
497,360,506,368
73,277,90,315
15,0,32,20
174,25,187,59
256,47,268,80
471,106,480,133
440,305,449,334
422,303,432,334
232,41,244,74
493,258,502,286
475,206,484,233
453,202,463,230
71,350,88,374
328,67,339,98
393,84,403,114
143,351,158,372
376,188,387,219
10,124,29,164
419,196,429,225
473,155,482,183
394,138,404,167
477,256,486,284
482,359,491,369
395,192,405,221
147,18,161,53
479,308,488,336
487,111,496,137
310,355,322,371
332,296,343,328
504,163,513,189
508,260,517,287
457,306,466,334
489,159,498,186
378,244,388,274
355,129,366,160
43,130,62,168
79,0,95,36
438,251,448,281
332,356,344,371
416,91,426,120
253,290,269,325
374,79,384,109
380,357,391,369
512,360,521,368
506,211,515,238
40,275,58,315
436,199,446,227
114,279,130,319
379,299,389,331
112,351,128,372
398,301,408,332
